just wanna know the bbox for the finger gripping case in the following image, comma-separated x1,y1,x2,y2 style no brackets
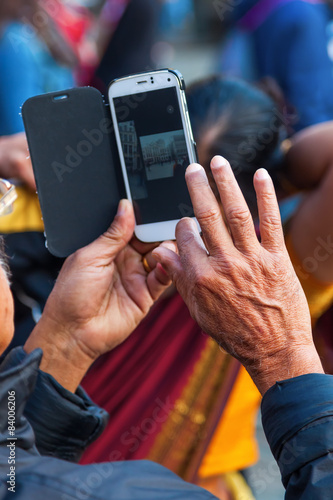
22,87,125,257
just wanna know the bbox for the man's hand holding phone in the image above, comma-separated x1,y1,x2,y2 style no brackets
24,200,171,393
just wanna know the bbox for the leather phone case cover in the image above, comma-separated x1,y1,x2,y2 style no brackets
22,87,125,257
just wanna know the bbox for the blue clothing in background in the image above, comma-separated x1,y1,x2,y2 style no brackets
0,22,74,136
253,2,333,130
159,0,194,34
220,1,333,131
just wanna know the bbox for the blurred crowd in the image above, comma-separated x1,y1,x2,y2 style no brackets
1,1,333,499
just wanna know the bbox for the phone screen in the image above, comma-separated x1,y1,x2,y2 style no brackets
113,87,194,225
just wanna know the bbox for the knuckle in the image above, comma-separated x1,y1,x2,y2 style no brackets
68,248,86,268
226,206,252,226
193,267,214,291
260,190,277,207
104,218,126,244
195,273,208,289
196,207,221,225
261,212,282,231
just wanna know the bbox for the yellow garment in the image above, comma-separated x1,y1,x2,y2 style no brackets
0,187,43,233
224,471,256,500
286,234,333,326
197,471,255,500
199,366,261,477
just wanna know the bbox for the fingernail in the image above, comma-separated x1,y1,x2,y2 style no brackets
255,168,270,180
211,155,229,169
186,163,204,174
157,262,168,276
117,199,127,216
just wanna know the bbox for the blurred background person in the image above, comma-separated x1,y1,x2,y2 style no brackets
0,0,81,348
89,0,163,94
218,0,333,131
0,0,78,136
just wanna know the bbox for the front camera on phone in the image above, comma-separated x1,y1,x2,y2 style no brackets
167,105,174,114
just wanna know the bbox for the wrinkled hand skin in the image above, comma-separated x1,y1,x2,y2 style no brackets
0,133,36,190
153,156,324,395
25,200,171,392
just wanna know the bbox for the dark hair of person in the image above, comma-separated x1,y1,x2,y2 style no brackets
187,75,287,214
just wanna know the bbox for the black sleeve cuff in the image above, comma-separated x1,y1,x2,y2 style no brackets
261,373,333,486
8,347,109,462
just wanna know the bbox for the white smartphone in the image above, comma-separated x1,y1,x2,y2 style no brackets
108,69,198,242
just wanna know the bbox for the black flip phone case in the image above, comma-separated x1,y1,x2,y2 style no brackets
22,87,125,257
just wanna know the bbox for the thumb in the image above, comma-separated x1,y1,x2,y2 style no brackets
152,243,182,282
85,199,135,263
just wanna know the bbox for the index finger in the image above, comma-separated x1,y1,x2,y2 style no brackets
185,163,234,256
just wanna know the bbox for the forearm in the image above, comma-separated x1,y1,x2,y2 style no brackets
0,135,17,179
0,135,8,177
285,122,333,189
0,133,35,188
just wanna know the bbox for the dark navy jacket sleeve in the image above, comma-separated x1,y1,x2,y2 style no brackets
0,348,216,500
262,373,333,499
1,347,108,462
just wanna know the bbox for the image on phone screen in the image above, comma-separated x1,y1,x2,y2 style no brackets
113,87,194,225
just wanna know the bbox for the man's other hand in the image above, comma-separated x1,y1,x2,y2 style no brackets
153,156,324,395
25,200,171,391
